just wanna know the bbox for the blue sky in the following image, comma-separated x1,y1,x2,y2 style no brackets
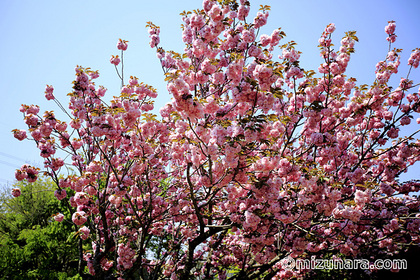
1,0,420,186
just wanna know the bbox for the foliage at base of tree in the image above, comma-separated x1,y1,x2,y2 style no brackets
0,178,80,280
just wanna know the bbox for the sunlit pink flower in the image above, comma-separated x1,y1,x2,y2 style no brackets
45,85,55,100
149,34,160,48
79,226,90,240
54,213,64,222
237,5,249,21
110,55,120,66
117,39,128,51
74,192,89,206
18,165,39,183
386,34,397,43
72,211,87,226
385,21,396,35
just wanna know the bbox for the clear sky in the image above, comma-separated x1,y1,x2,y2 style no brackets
1,0,420,187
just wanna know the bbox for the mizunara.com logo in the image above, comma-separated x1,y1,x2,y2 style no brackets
280,256,407,271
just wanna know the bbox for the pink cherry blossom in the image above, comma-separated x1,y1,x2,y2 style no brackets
14,169,27,181
11,188,21,197
45,85,55,100
385,21,396,35
74,192,89,206
12,129,27,141
72,211,87,226
54,213,64,222
54,189,67,200
110,55,121,66
116,39,128,51
79,226,90,240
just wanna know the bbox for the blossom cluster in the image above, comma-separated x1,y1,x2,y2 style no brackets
12,0,420,279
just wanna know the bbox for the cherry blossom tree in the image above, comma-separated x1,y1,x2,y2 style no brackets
12,0,420,279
